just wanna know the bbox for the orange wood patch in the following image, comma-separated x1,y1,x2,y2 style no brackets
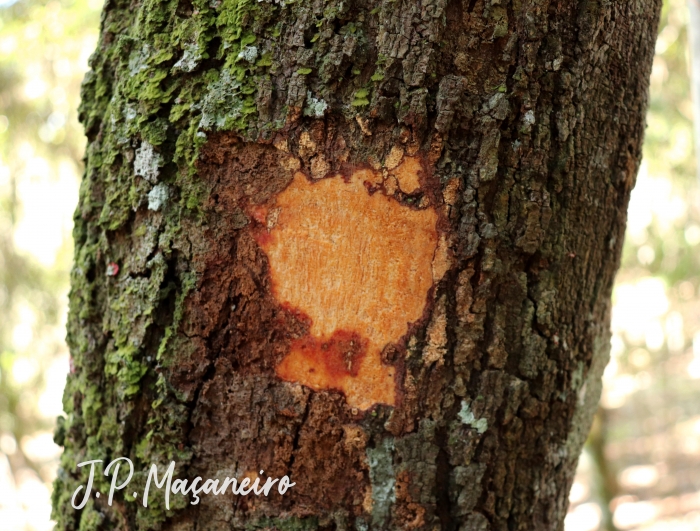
255,158,440,410
391,156,423,194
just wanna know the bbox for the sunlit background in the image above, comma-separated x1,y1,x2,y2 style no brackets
0,0,698,529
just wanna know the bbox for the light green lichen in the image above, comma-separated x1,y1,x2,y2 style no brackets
352,88,370,107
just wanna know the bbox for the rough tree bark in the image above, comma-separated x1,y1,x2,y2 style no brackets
52,0,661,530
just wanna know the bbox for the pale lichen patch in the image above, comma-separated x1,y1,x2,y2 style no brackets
148,183,170,211
303,91,329,118
134,141,163,183
173,44,202,73
458,401,488,434
366,438,395,527
237,45,258,63
127,43,151,76
196,70,243,130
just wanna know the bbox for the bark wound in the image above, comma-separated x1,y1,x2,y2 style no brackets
252,157,442,410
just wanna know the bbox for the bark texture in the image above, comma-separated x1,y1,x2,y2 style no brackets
53,0,661,530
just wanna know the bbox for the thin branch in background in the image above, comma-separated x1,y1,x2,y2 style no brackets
588,407,620,531
688,0,700,180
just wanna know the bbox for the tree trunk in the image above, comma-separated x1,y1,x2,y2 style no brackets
52,1,661,530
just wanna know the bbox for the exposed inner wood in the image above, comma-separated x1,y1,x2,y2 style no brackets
391,156,422,194
254,159,439,410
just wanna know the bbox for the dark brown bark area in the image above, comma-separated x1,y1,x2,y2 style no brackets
53,0,661,530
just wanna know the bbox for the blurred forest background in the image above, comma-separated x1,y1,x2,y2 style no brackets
0,0,698,529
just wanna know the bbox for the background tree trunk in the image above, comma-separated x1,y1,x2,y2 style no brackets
52,0,661,530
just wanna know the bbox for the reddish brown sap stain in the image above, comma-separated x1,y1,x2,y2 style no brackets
280,330,369,388
254,157,440,410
